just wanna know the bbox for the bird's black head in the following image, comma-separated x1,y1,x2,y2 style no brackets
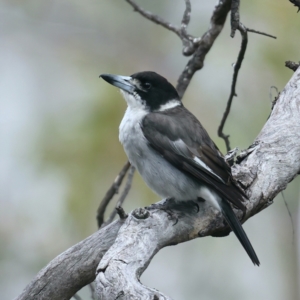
100,71,181,112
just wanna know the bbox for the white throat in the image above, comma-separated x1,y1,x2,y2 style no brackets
120,90,147,111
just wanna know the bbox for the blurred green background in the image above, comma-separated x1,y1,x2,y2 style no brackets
0,0,299,299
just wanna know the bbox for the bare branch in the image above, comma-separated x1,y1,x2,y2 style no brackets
95,67,300,299
286,60,300,72
247,28,277,39
230,0,240,37
124,0,196,55
281,192,295,244
102,166,135,227
181,0,192,36
218,23,248,152
116,206,128,220
176,0,231,98
289,0,300,12
72,294,82,300
16,220,124,300
125,0,181,36
16,68,300,299
97,161,130,228
89,283,96,300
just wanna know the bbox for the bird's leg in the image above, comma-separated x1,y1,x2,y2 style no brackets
146,198,179,225
146,198,200,225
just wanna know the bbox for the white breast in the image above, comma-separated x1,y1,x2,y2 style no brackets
119,106,148,160
119,106,199,200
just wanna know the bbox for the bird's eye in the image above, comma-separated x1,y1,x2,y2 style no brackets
144,82,152,90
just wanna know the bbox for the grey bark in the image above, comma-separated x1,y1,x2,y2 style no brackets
95,68,300,299
16,68,300,300
15,220,124,300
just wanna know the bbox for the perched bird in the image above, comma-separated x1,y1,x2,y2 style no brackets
100,71,260,266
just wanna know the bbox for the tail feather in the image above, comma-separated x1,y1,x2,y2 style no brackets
221,199,260,266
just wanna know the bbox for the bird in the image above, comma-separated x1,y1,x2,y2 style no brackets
100,71,260,266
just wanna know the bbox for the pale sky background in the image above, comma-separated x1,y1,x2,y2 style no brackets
0,1,300,299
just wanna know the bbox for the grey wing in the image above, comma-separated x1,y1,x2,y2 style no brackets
141,107,246,211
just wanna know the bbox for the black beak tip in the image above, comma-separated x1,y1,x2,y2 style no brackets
99,74,112,84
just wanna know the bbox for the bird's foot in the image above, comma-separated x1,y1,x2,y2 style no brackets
146,198,200,225
146,198,179,225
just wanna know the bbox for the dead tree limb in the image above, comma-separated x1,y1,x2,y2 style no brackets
96,161,130,227
16,67,300,300
176,0,231,98
94,67,300,300
16,220,124,300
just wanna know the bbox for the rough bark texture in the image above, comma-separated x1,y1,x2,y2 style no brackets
15,220,124,300
16,69,300,299
94,69,300,299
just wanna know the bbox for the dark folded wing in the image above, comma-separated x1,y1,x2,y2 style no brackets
141,106,246,211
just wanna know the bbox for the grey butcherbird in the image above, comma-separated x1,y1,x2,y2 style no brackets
100,71,260,266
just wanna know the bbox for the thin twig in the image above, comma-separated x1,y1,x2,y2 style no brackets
180,0,194,55
281,192,295,244
218,23,248,152
285,60,300,72
89,283,96,300
230,0,240,37
125,0,184,39
125,0,179,34
103,166,135,227
181,0,192,37
116,206,128,220
247,28,276,39
269,86,279,110
289,0,300,12
176,0,232,98
72,294,83,300
125,0,198,56
96,161,130,228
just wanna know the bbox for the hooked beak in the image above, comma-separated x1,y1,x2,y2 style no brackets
100,74,135,94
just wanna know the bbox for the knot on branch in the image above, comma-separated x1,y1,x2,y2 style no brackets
132,207,150,219
285,60,300,72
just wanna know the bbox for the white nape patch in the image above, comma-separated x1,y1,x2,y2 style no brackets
157,99,181,112
193,156,225,183
120,90,148,111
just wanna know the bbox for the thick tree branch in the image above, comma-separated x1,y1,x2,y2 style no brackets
94,67,300,299
16,220,124,300
17,67,300,300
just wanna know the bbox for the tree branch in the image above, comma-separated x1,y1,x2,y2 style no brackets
218,22,248,152
97,161,130,228
176,0,232,98
102,166,135,227
286,60,300,72
94,67,300,299
17,67,300,300
289,0,300,12
16,220,124,300
124,0,196,56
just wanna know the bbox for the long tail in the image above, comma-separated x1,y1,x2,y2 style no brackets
220,199,260,266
